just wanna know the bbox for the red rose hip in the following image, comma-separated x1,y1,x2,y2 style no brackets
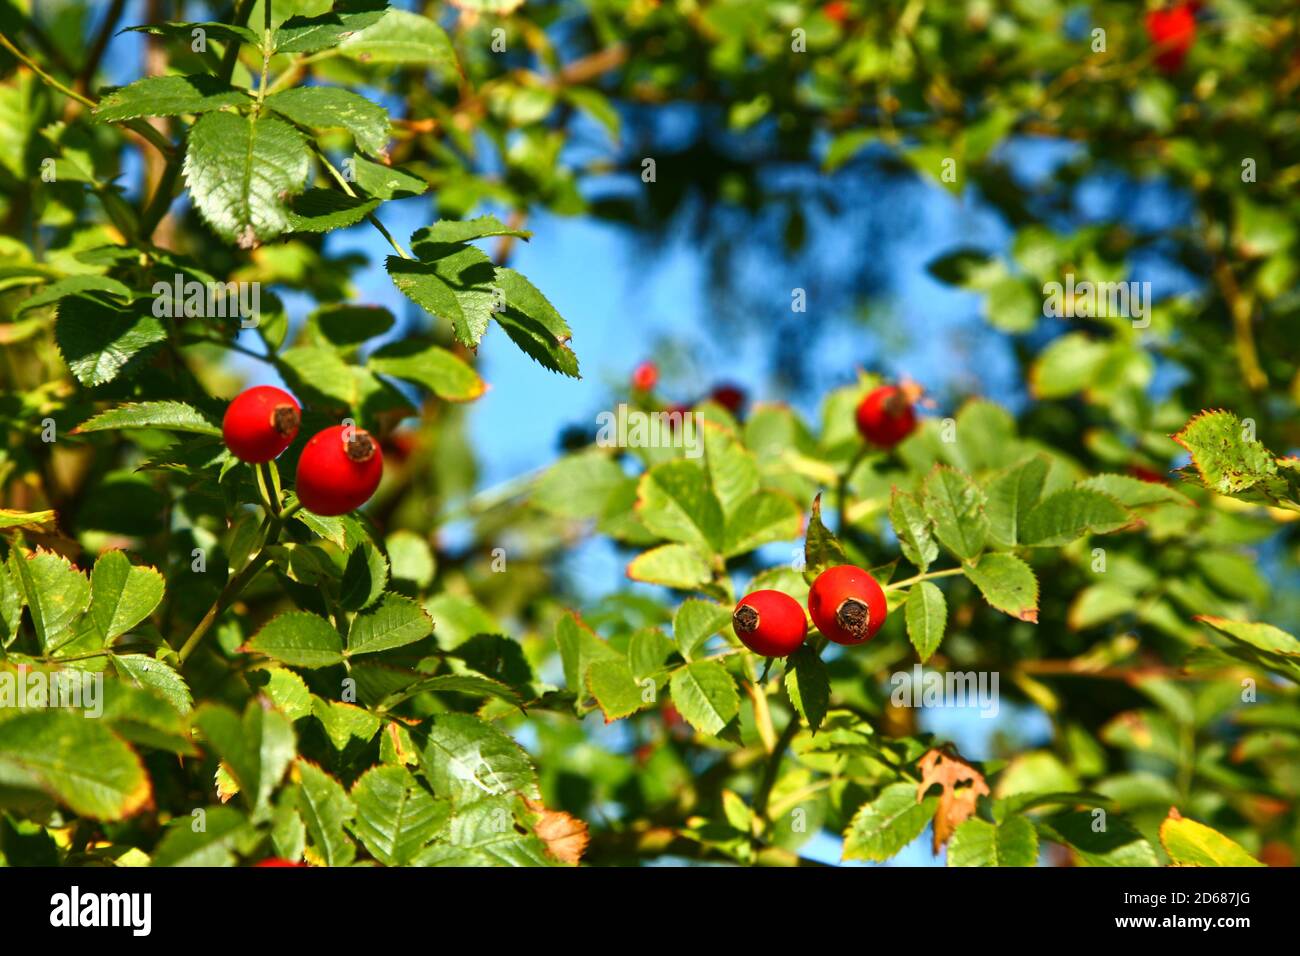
808,565,887,645
222,385,300,463
855,385,917,448
631,360,659,392
1146,3,1196,74
710,383,747,416
732,589,807,657
294,424,384,516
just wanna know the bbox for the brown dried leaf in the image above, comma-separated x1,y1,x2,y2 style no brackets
522,796,589,865
916,748,989,853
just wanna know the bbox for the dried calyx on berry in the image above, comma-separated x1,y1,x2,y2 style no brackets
807,565,888,646
222,385,301,463
732,589,807,657
294,424,385,516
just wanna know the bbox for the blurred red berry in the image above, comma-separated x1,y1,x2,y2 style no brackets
1128,464,1169,485
632,361,659,392
855,385,917,448
381,430,418,464
1146,3,1196,73
709,383,747,416
253,858,306,867
824,1,850,24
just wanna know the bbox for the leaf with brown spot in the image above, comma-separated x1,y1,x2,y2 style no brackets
917,748,989,853
523,796,589,865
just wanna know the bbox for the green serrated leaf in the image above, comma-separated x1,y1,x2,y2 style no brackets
784,645,829,732
1159,811,1263,867
297,760,356,866
274,2,390,54
418,712,538,802
338,9,457,65
245,611,345,668
491,267,579,378
669,661,739,736
672,599,732,660
984,455,1048,548
184,112,310,247
637,460,725,555
387,246,495,347
0,709,150,821
804,493,847,575
56,298,165,387
347,593,432,656
94,75,249,123
349,765,449,865
889,489,937,572
843,783,939,862
1020,488,1130,547
586,658,646,721
626,544,713,590
963,552,1039,623
905,581,948,661
268,86,390,156
85,550,165,644
923,465,988,560
286,189,380,233
948,815,1038,867
11,549,90,651
369,339,486,402
74,401,221,436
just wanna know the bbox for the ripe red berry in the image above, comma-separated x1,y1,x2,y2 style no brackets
294,425,384,516
732,589,808,657
253,858,306,867
807,565,888,645
1146,3,1196,73
710,383,747,416
631,360,659,392
221,385,300,463
855,385,917,448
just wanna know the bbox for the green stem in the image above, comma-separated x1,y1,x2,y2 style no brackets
253,461,276,513
884,566,964,592
177,551,270,664
745,662,777,754
754,714,801,822
0,32,174,157
311,142,412,259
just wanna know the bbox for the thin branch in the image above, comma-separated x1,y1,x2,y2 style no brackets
75,0,127,98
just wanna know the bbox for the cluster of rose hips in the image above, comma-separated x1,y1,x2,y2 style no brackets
734,565,888,658
731,383,919,658
221,385,383,516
